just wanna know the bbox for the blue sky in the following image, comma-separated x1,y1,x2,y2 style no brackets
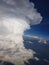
25,0,49,40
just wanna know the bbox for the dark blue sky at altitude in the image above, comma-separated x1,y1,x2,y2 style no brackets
25,0,49,40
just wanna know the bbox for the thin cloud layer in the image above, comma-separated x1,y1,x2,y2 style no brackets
0,0,42,65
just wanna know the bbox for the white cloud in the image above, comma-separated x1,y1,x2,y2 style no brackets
2,0,42,25
0,36,35,65
38,39,47,44
24,35,47,44
0,0,42,65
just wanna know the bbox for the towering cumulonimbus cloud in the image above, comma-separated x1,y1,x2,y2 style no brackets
0,0,42,65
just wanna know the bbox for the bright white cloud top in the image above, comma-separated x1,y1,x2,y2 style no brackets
0,0,42,65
